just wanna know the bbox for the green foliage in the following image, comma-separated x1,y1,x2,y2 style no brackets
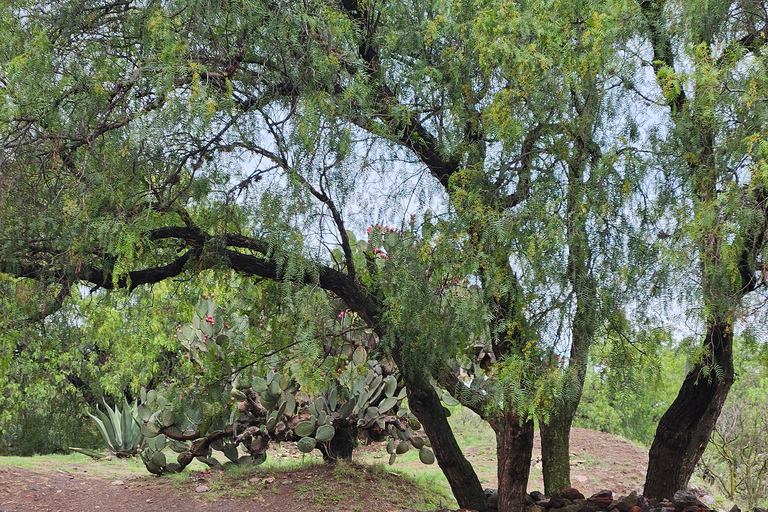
574,327,685,446
698,337,768,510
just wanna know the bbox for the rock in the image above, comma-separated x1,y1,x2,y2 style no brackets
530,491,547,503
672,490,700,509
587,490,613,509
485,488,499,509
110,480,124,486
195,485,208,493
281,478,293,485
699,495,715,507
561,487,586,501
576,504,599,512
548,492,567,508
627,507,642,512
526,506,544,512
615,491,638,512
728,505,740,512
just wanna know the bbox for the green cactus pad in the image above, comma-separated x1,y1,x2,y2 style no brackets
151,450,167,467
378,397,397,414
266,416,277,431
388,452,397,465
160,408,174,427
386,440,395,454
284,392,296,416
352,346,367,366
137,404,152,422
315,396,328,414
276,400,287,418
338,399,355,419
152,434,167,451
410,436,425,449
294,420,315,437
260,395,278,410
396,441,410,454
383,376,397,398
169,439,189,453
419,447,436,464
223,442,238,462
297,436,316,453
252,377,267,393
315,425,335,442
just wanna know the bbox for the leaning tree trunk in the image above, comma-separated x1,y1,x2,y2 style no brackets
392,351,488,511
493,412,535,512
643,321,734,500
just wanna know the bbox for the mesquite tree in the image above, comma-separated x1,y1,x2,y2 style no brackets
0,0,689,510
632,0,768,499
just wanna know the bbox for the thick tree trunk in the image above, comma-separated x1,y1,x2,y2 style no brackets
393,352,487,511
493,413,535,512
643,321,734,500
540,409,576,494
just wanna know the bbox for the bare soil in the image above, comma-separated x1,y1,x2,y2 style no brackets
0,428,649,512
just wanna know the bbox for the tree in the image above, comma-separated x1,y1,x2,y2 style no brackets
0,0,649,509
632,0,768,499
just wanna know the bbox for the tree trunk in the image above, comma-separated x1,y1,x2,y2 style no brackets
320,422,358,461
643,321,734,500
393,352,488,511
493,413,535,512
540,410,575,494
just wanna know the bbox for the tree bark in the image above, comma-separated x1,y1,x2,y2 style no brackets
493,413,535,512
643,321,734,500
540,409,576,494
396,356,488,511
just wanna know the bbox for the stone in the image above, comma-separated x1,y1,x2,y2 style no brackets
672,490,700,509
548,492,567,508
485,488,499,509
615,491,638,512
110,480,124,486
728,505,741,512
627,507,642,512
530,491,547,503
561,487,586,501
195,485,208,493
587,490,613,509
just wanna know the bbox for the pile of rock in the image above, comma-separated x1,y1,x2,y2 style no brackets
476,488,765,512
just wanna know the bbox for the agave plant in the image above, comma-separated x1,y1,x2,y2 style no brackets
87,399,144,457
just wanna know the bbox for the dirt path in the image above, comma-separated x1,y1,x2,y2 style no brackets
1,428,650,512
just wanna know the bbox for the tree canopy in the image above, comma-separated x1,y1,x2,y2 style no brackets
2,0,768,510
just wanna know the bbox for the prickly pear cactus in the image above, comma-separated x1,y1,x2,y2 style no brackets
132,297,435,475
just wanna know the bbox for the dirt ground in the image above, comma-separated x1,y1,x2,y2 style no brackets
0,428,650,512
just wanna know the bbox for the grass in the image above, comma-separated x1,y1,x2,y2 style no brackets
356,404,496,505
0,452,148,478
